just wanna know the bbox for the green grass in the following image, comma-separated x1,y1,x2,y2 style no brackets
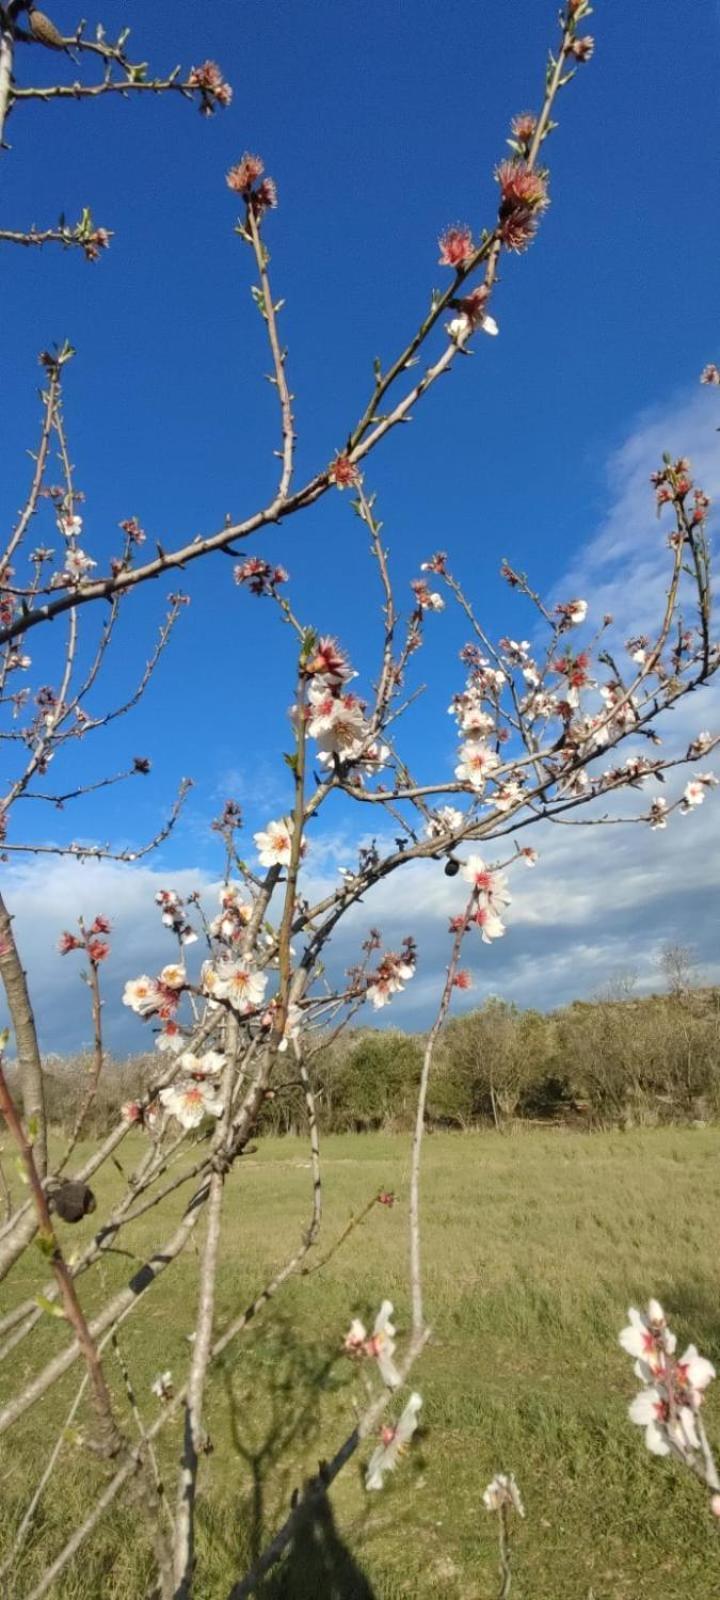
2,1126,720,1597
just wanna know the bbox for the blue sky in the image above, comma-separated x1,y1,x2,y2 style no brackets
1,1,719,1050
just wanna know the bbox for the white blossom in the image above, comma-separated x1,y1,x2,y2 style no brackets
122,976,161,1016
455,740,500,791
482,1472,525,1517
205,958,267,1013
178,1049,226,1078
64,548,96,581
343,1300,401,1389
425,805,464,839
254,818,303,868
365,1393,423,1491
159,963,185,990
159,1079,224,1129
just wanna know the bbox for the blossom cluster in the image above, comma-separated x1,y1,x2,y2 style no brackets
366,939,417,1009
187,60,233,113
155,888,197,945
226,152,277,217
302,636,389,779
620,1299,718,1492
54,511,97,589
57,913,111,965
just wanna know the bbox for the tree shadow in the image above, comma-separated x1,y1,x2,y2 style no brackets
260,1494,377,1600
198,1312,377,1595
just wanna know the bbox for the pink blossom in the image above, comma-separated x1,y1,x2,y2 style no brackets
495,160,549,253
329,454,360,490
305,636,353,684
411,578,444,612
226,153,264,194
188,60,233,109
567,34,594,61
438,225,474,267
86,938,109,964
510,112,537,144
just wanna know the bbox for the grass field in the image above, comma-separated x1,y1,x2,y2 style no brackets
2,1126,720,1598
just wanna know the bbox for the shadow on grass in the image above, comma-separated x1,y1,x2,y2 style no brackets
260,1495,377,1600
202,1313,377,1596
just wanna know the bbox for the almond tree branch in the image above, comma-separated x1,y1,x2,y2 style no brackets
0,889,46,1174
0,15,13,144
0,1059,124,1457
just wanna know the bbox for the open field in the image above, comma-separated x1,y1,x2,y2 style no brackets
2,1126,720,1598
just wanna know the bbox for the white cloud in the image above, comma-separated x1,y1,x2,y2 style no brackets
318,786,720,1024
559,388,720,637
0,858,213,1054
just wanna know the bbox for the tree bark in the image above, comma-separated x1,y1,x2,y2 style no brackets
0,890,47,1175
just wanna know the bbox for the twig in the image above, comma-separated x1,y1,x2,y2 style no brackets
246,203,295,500
410,893,473,1336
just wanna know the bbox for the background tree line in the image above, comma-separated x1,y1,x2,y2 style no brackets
21,950,720,1140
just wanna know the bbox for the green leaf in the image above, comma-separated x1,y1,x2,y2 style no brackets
35,1295,65,1320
